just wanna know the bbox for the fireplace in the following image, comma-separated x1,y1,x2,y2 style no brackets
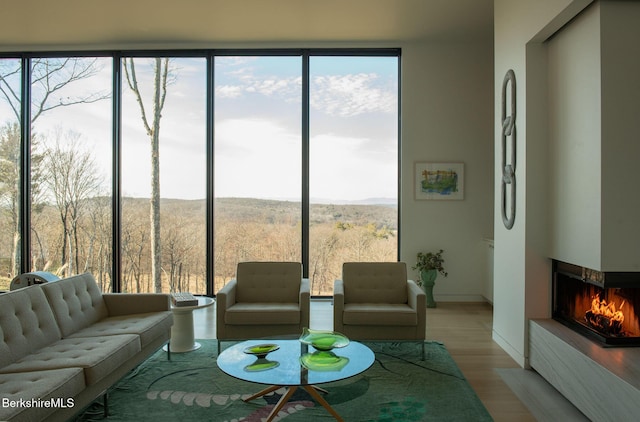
552,260,640,346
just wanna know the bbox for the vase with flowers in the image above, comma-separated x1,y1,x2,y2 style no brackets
412,249,447,308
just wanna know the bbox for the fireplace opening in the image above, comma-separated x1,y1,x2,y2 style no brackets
553,261,640,346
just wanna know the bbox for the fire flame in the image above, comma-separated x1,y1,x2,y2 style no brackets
591,294,625,323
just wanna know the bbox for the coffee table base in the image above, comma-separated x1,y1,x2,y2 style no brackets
244,384,343,422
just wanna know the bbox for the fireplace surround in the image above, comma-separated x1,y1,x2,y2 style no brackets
552,260,640,346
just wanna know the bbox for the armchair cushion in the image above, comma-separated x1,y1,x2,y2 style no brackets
224,303,301,325
342,262,409,304
343,303,418,326
236,261,302,303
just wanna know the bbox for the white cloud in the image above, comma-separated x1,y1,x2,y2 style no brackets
216,75,300,100
311,73,396,117
214,118,301,199
310,133,397,200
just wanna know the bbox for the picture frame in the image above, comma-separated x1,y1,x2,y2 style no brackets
414,162,464,200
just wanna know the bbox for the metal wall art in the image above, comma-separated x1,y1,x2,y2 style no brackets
501,69,516,229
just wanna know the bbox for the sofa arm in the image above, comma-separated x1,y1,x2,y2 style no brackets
103,293,171,316
333,279,345,332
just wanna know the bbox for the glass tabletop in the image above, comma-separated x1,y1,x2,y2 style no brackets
217,339,374,387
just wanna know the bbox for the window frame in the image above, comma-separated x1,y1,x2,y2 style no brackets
0,48,401,295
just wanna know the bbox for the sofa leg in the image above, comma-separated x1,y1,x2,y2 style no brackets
167,341,171,360
217,340,221,355
103,391,109,417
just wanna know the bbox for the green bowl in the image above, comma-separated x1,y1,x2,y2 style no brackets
243,343,279,358
244,358,279,372
300,351,350,371
299,328,350,351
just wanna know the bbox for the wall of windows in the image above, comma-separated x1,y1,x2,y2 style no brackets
0,50,399,296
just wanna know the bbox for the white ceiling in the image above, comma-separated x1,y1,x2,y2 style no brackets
1,0,493,51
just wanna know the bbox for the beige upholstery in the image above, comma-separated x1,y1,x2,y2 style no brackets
0,273,172,422
334,262,426,358
216,262,310,352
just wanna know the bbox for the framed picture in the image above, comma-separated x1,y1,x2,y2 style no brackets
414,162,464,200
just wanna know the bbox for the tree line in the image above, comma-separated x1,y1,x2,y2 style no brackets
0,57,397,294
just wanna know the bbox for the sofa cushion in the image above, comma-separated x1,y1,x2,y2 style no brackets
342,303,418,326
224,303,301,325
0,334,140,386
236,262,302,303
67,311,173,348
0,285,62,369
342,262,409,304
41,273,109,338
0,367,85,422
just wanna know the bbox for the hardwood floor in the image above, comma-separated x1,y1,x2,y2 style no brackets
190,300,579,421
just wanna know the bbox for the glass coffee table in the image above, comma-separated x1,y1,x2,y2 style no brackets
217,339,374,422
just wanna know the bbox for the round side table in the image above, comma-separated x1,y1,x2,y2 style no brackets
164,296,214,353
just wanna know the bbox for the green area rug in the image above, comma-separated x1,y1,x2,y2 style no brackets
76,340,492,422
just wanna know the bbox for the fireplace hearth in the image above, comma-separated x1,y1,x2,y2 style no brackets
552,260,640,346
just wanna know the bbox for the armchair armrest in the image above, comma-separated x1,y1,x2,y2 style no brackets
103,293,171,316
216,279,237,309
407,279,426,334
406,280,425,310
216,279,238,340
333,279,345,332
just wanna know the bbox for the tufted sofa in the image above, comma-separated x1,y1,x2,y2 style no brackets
0,272,173,422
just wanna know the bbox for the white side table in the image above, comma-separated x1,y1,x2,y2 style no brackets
164,296,214,353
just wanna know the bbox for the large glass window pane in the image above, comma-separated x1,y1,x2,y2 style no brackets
309,56,398,295
121,57,207,294
0,58,21,290
214,56,302,293
29,57,114,291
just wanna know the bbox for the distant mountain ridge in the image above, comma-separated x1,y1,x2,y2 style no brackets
122,196,397,229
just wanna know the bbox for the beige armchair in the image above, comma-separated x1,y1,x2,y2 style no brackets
334,262,426,358
216,261,310,353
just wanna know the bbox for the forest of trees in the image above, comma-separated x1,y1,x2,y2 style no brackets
0,55,398,295
0,194,396,295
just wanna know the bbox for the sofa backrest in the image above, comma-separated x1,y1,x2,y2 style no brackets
0,285,62,368
342,262,409,304
41,273,109,338
236,262,302,303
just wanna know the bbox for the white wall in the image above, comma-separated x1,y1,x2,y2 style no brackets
399,39,494,303
548,4,603,270
548,1,640,273
493,0,593,367
599,2,640,271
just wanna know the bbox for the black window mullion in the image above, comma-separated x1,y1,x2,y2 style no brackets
19,57,31,274
301,53,310,279
112,54,122,292
206,54,215,297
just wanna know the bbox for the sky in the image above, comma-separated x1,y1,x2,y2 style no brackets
1,55,398,203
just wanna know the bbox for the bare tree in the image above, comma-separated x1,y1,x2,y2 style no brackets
123,57,172,293
120,198,152,293
0,123,21,276
0,57,108,276
42,129,102,277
